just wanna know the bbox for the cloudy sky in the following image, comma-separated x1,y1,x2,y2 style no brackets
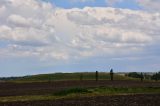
0,0,160,77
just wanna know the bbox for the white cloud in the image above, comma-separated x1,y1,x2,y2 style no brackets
8,14,30,27
137,0,160,12
0,0,159,62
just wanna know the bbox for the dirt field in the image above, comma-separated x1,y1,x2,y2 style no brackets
0,80,160,106
0,80,160,97
0,94,159,106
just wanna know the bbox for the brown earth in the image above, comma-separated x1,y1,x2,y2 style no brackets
0,80,160,97
0,94,159,106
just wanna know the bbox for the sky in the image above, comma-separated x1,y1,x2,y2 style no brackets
0,0,160,77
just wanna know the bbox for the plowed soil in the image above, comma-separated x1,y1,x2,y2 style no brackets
0,80,159,97
0,94,159,106
0,80,160,106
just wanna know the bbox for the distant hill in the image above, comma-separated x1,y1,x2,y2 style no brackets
0,72,135,83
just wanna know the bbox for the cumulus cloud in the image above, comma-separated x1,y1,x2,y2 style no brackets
0,0,159,63
137,0,160,12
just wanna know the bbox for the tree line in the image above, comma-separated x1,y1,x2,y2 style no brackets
127,72,160,81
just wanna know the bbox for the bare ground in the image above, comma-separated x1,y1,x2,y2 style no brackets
0,80,160,106
0,94,159,106
0,80,159,97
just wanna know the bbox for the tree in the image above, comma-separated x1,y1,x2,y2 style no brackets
110,69,114,81
151,72,160,81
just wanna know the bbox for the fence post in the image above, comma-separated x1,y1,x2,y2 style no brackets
140,72,144,82
96,71,98,81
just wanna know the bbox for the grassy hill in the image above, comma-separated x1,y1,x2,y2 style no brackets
2,72,136,83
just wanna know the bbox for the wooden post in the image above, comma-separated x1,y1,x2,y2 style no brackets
96,71,98,81
141,72,144,82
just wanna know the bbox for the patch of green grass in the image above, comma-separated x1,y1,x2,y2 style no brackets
53,86,160,97
54,88,92,96
0,87,160,103
0,95,56,103
90,86,160,94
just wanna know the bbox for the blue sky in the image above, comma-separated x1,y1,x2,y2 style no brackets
52,0,106,8
48,0,141,10
0,0,160,77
